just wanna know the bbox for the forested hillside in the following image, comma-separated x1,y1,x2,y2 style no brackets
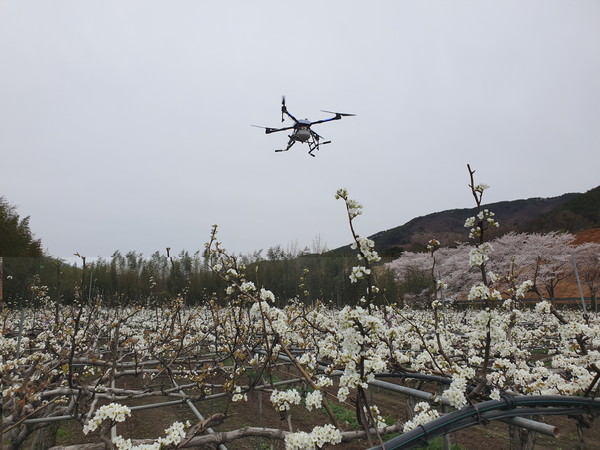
330,186,599,257
1,185,598,305
525,185,600,232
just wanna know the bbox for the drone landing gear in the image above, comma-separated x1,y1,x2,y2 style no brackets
274,135,332,157
275,137,296,153
308,140,331,157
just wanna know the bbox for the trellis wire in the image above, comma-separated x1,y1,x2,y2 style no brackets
269,351,559,437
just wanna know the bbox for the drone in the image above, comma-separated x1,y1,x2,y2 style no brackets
252,96,355,157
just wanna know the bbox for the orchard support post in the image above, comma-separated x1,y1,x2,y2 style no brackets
572,254,588,316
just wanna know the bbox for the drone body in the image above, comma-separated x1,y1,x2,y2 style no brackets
253,97,355,157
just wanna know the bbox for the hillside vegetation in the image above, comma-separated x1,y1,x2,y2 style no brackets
525,185,600,233
331,185,599,257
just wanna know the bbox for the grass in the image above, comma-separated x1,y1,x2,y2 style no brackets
325,401,397,430
325,402,360,429
56,426,68,441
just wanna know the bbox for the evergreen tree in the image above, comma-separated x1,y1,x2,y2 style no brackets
0,197,43,257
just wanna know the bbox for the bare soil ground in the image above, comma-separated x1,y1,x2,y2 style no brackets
48,368,600,450
572,228,600,246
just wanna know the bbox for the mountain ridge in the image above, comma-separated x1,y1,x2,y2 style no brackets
329,185,600,257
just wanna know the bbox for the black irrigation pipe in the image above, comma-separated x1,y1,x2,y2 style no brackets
365,376,557,436
369,395,600,450
269,352,557,436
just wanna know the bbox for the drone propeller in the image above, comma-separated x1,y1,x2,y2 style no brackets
251,124,293,134
281,95,286,122
251,125,276,133
320,110,356,117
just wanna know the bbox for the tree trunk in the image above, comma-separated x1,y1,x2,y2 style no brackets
28,422,60,450
509,419,538,450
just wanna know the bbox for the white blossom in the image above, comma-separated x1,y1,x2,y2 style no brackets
304,390,323,411
270,389,302,411
403,402,440,432
83,403,131,435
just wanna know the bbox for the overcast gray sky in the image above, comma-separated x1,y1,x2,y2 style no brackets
1,1,599,260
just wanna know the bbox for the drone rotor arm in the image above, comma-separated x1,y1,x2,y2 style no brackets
283,109,298,123
309,117,339,125
309,111,355,125
280,95,299,123
267,125,294,134
252,125,295,134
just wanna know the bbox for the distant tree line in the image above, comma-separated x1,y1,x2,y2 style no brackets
1,248,399,307
1,196,398,306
